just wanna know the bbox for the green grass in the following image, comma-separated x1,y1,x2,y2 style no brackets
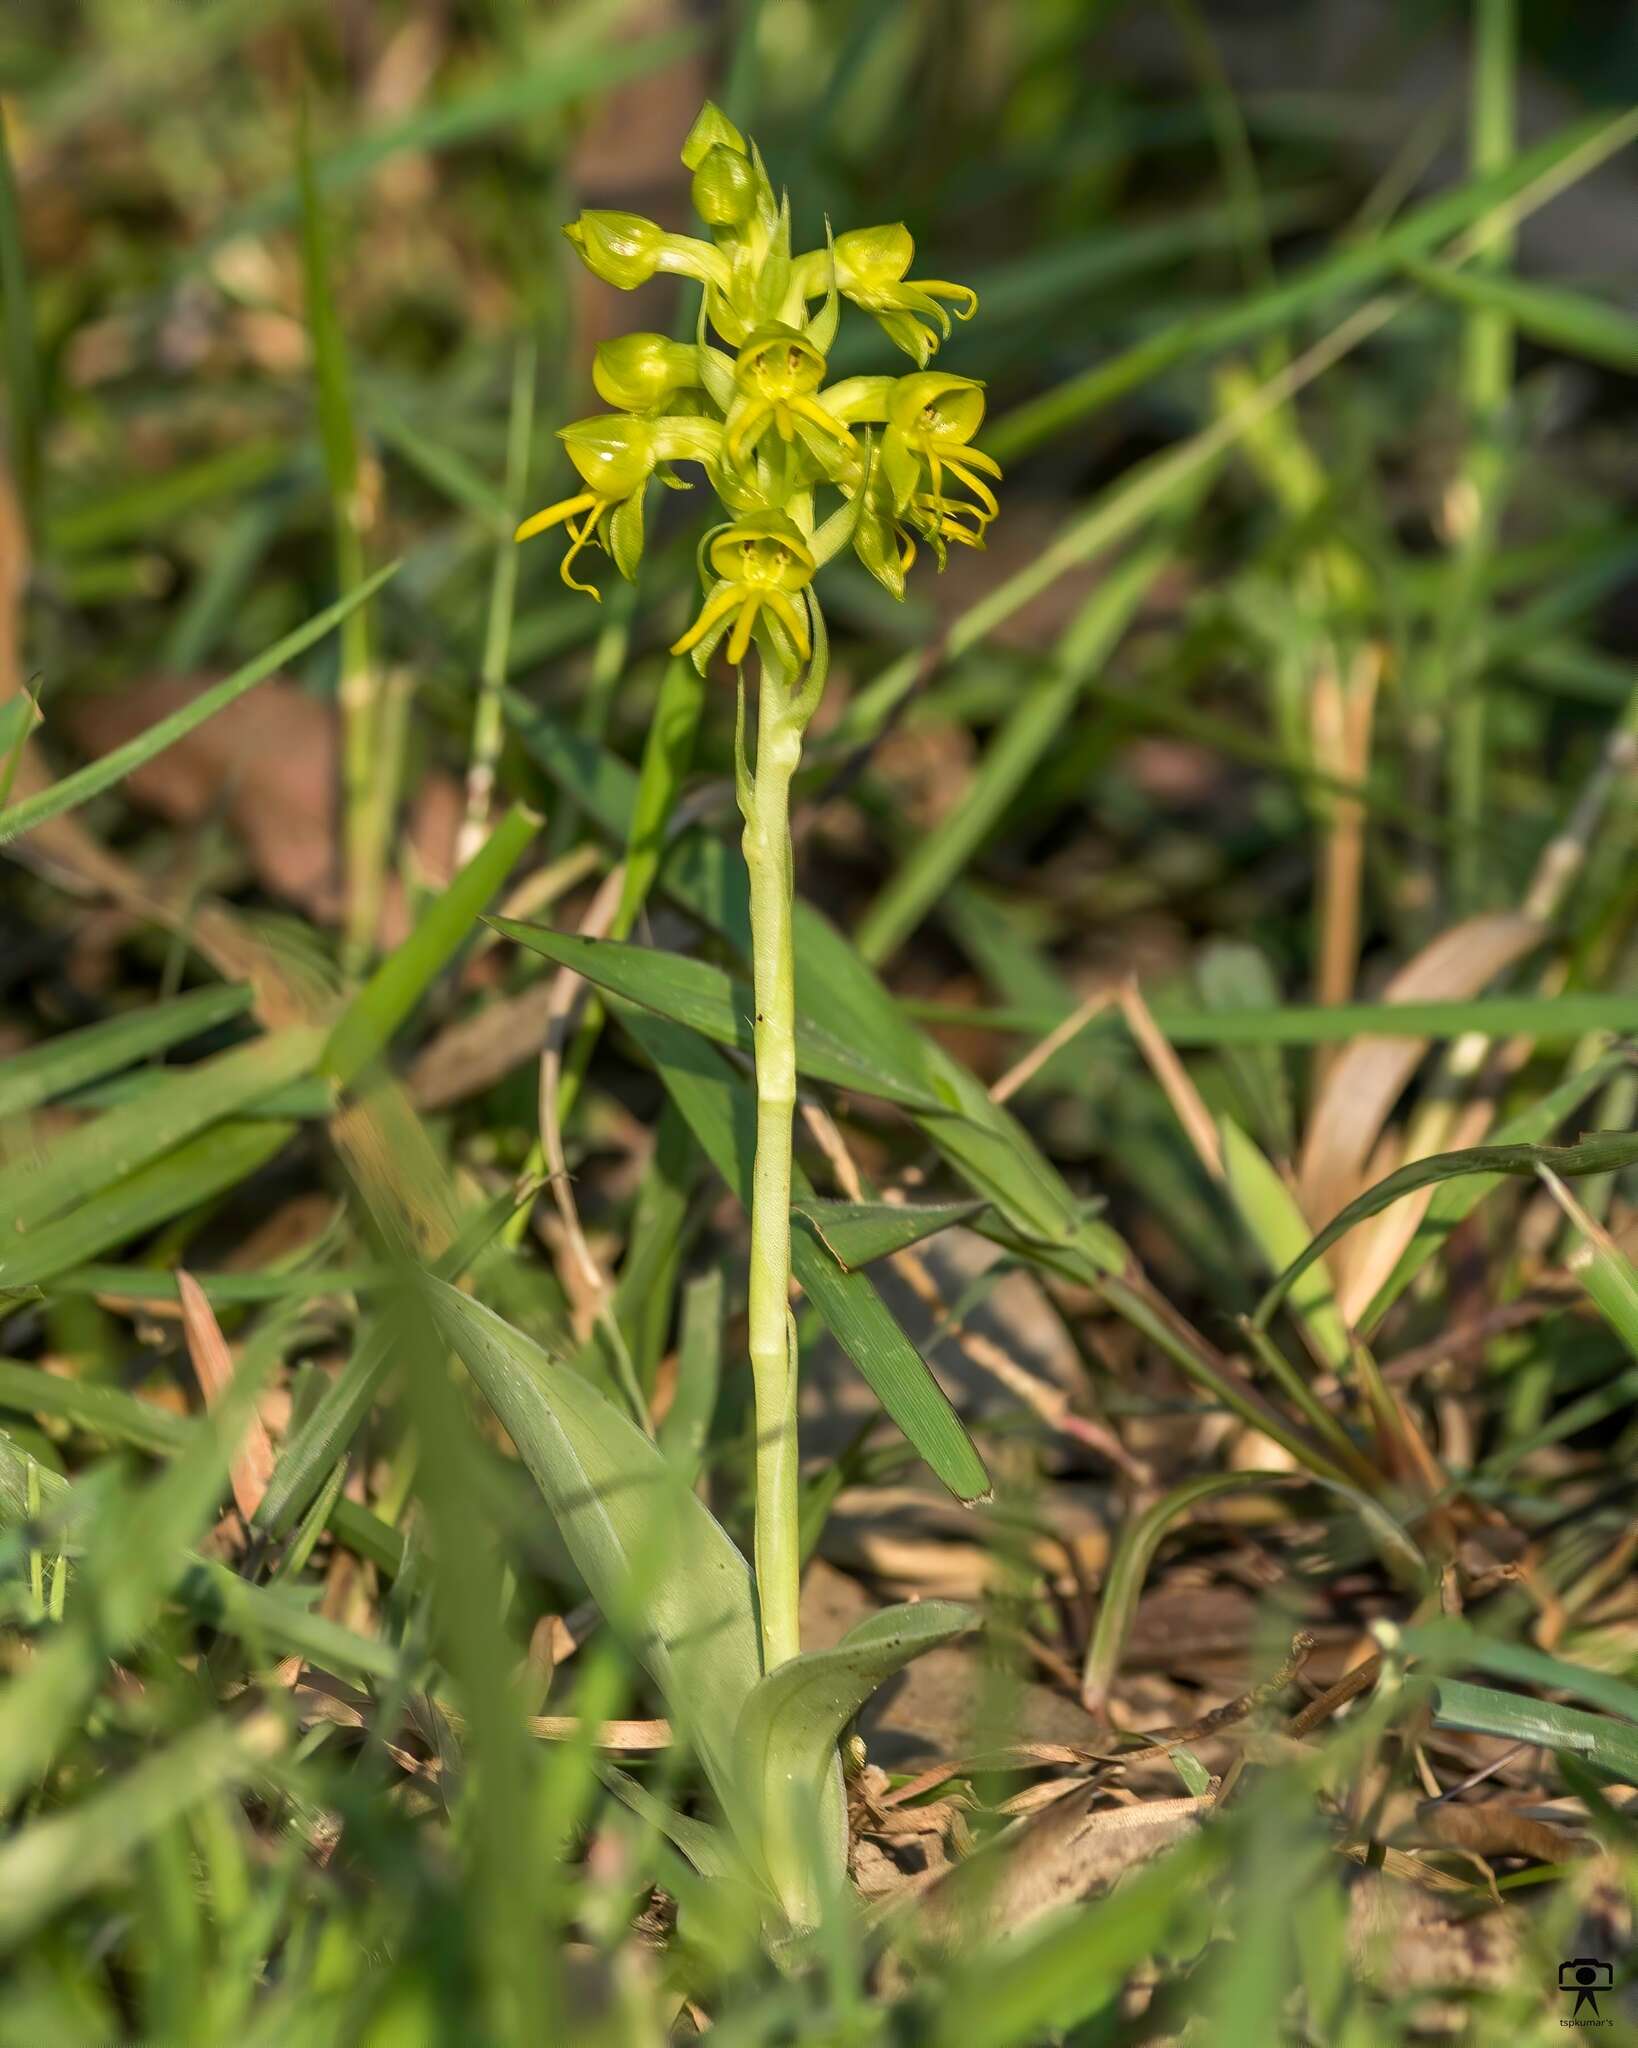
2,1,1638,2040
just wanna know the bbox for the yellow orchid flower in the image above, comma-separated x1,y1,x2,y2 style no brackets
515,415,720,595
830,225,978,366
671,515,815,670
724,325,856,471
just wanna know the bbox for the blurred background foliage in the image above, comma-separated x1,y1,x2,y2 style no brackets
6,1,1638,2041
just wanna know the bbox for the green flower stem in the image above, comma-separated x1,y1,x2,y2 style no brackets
742,667,805,1673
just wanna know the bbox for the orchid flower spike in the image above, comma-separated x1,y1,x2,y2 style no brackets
521,101,995,657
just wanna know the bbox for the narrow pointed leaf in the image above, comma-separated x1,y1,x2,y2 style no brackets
616,1003,989,1503
489,919,945,1112
793,1197,987,1270
0,984,252,1120
1254,1128,1638,1332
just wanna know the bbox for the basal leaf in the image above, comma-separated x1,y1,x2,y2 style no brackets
735,1600,977,1922
421,1277,762,1810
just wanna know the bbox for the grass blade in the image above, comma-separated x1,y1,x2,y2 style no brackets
1254,1128,1638,1332
321,804,535,1088
0,564,397,848
0,1028,320,1235
0,985,252,1119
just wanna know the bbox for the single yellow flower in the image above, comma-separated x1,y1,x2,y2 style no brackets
725,326,856,471
884,373,1001,539
830,225,978,366
515,415,720,595
672,516,815,670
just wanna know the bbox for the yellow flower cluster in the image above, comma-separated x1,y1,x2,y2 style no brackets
516,101,999,675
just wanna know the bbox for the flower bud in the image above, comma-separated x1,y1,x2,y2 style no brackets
833,223,914,293
559,415,657,500
888,371,987,445
564,211,663,291
592,333,699,413
691,145,758,230
681,100,746,171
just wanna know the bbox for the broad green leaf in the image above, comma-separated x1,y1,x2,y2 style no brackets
1404,257,1638,374
490,919,946,1113
0,984,251,1120
1402,1621,1638,1726
502,698,1130,1282
616,1004,990,1504
1363,1047,1632,1329
421,1277,762,1810
0,1120,296,1295
1430,1677,1638,1779
1218,1118,1348,1370
1082,1471,1424,1712
1254,1128,1638,1333
0,565,397,847
735,1600,977,1923
321,805,535,1088
793,1197,987,1270
0,1027,320,1235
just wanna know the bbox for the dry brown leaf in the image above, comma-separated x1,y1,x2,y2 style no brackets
1407,1799,1587,1865
176,1269,276,1521
909,1785,1213,1945
64,676,460,944
408,980,556,1110
1296,912,1545,1239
